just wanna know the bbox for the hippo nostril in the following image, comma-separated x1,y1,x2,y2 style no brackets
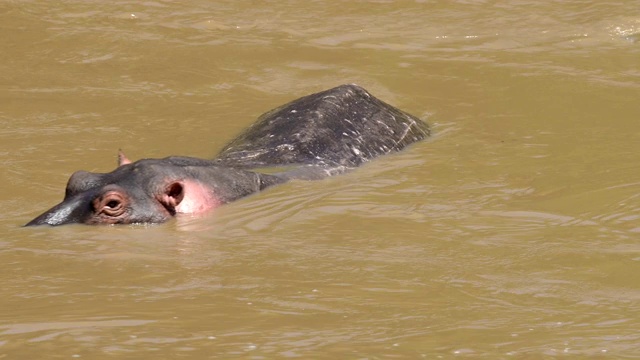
66,171,105,198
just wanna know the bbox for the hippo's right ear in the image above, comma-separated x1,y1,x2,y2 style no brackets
157,182,184,215
118,149,132,166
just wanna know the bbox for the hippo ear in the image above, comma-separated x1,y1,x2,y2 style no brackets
118,149,132,166
158,181,184,214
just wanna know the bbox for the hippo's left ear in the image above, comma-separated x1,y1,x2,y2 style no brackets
118,149,132,166
158,181,184,214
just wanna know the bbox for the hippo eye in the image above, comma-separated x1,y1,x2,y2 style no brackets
94,191,127,217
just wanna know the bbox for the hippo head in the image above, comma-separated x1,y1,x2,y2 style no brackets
25,152,276,226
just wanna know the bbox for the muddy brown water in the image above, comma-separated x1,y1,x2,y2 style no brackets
1,0,639,358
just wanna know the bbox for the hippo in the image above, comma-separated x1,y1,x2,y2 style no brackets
25,84,430,226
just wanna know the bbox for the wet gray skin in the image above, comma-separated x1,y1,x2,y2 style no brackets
25,84,430,226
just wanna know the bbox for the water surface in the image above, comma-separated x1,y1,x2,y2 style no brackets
1,0,639,358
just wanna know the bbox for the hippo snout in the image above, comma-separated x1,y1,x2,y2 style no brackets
25,193,93,226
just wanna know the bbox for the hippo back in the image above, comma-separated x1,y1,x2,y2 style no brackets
214,84,430,169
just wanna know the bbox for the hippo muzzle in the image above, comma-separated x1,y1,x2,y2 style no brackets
25,192,96,226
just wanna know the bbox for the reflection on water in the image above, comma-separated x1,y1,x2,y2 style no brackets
1,0,639,358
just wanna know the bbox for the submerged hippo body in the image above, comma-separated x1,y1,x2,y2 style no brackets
26,84,430,226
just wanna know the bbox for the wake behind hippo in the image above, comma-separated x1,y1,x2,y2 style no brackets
26,84,430,226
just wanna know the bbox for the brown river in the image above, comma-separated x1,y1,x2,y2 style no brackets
1,0,639,358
